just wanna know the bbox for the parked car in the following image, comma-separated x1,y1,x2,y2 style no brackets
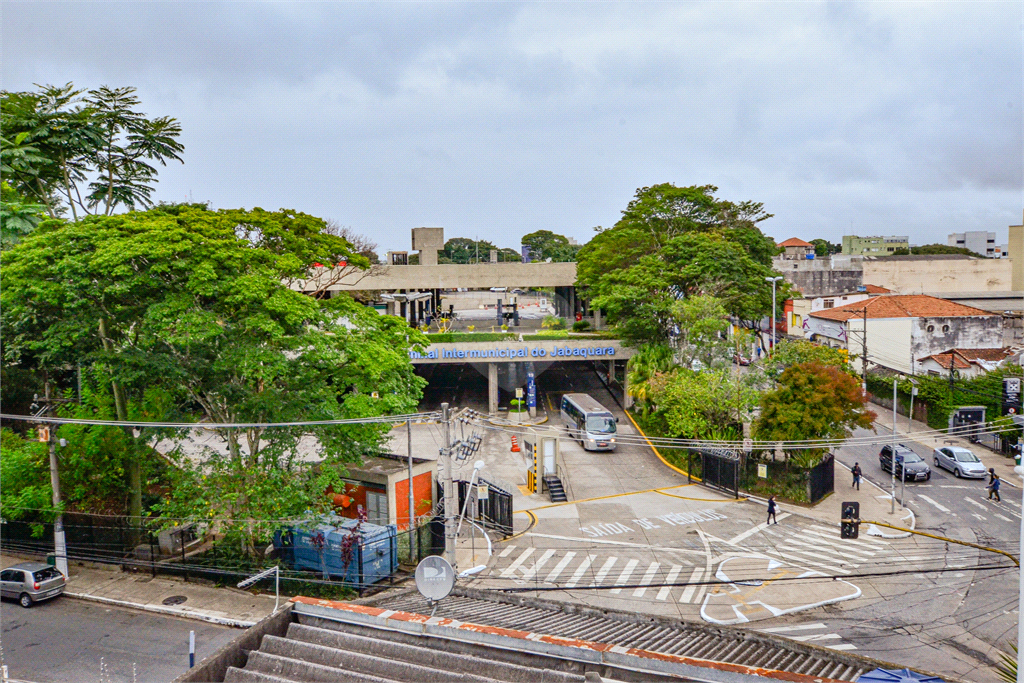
0,562,66,608
933,446,987,479
879,444,931,481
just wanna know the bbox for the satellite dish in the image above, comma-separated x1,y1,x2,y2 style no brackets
415,556,456,601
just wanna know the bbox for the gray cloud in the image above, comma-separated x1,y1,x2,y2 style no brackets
3,1,1020,250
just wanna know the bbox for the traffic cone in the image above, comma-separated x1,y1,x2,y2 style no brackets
511,436,520,452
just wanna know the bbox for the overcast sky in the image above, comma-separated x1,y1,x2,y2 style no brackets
3,1,1022,253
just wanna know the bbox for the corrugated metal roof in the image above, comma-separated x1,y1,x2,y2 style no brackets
363,587,890,682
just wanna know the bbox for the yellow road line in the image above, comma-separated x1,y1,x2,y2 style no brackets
502,509,538,542
655,489,747,503
514,483,698,514
623,410,700,482
864,520,1019,567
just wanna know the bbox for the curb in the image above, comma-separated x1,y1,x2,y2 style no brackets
65,591,259,628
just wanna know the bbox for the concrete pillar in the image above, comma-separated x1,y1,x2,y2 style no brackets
593,307,602,330
488,363,499,415
608,359,615,383
1010,214,1024,291
623,367,633,409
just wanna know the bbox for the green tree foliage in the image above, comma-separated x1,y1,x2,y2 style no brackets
810,239,841,257
909,243,978,256
521,230,581,262
576,184,787,344
626,344,675,416
671,295,732,370
0,429,56,523
754,362,875,445
0,181,45,249
0,83,184,220
757,340,852,381
1,205,422,554
648,368,759,441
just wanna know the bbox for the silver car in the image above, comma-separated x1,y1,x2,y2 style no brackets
0,562,66,608
933,446,987,479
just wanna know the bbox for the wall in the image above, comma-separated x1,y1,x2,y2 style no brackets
863,318,914,374
910,316,1003,365
864,257,1012,294
774,258,863,297
393,471,434,530
297,261,578,292
409,339,636,364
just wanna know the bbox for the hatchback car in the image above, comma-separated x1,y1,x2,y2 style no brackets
0,562,66,608
879,444,931,481
933,446,987,479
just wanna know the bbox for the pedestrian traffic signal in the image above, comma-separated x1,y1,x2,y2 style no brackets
841,502,860,539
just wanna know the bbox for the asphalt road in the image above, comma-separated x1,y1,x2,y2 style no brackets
0,597,238,683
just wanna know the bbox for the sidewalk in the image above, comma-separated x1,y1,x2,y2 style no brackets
0,552,277,628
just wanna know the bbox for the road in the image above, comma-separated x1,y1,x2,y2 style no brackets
0,597,238,683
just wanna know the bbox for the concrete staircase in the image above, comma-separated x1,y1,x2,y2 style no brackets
224,616,593,683
544,475,568,502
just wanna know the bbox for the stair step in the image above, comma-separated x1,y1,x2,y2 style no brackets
245,650,403,683
223,668,294,683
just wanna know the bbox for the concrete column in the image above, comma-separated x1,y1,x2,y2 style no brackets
593,307,602,330
488,363,499,415
608,359,616,383
623,366,634,409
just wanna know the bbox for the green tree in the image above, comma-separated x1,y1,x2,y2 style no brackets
626,343,675,415
650,368,759,440
1,205,415,554
0,83,184,219
810,239,840,257
0,429,57,524
756,340,852,381
521,229,581,262
671,295,732,370
577,184,786,344
910,243,977,257
0,181,45,249
754,362,875,445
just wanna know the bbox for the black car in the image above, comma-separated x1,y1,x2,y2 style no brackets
879,444,931,481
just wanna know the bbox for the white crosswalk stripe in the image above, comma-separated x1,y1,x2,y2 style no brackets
565,554,596,588
545,551,577,583
519,549,556,580
500,547,534,578
679,567,705,604
632,562,661,597
656,565,683,601
610,558,639,594
593,557,618,586
755,623,856,651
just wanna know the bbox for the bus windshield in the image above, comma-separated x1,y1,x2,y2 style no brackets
586,416,616,434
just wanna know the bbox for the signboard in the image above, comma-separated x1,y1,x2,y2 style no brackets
1003,377,1022,416
37,426,49,443
410,344,619,361
415,556,455,601
757,463,768,479
526,371,536,409
515,388,523,399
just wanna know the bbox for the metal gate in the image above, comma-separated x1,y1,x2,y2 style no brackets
437,477,514,539
692,448,740,499
808,453,835,503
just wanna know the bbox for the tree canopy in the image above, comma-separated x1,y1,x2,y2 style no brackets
521,230,581,262
1,83,184,220
576,184,787,344
1,206,424,553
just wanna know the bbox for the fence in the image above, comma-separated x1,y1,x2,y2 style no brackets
807,453,835,504
689,448,740,499
440,477,515,539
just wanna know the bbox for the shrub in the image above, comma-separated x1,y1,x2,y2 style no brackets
572,320,591,332
542,315,566,330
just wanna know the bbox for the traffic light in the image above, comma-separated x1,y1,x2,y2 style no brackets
841,501,860,539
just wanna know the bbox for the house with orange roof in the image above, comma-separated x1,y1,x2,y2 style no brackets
785,285,892,339
805,294,1003,374
917,347,1012,378
777,237,815,260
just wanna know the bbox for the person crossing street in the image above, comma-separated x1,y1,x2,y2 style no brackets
767,495,779,524
987,473,1001,502
851,463,862,491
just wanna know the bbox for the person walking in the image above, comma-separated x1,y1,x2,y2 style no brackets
767,495,778,525
988,468,997,486
988,473,1001,502
851,463,862,491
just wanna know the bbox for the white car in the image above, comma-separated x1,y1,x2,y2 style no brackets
932,446,987,479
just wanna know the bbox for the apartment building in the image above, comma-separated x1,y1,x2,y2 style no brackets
948,230,1003,258
841,235,910,256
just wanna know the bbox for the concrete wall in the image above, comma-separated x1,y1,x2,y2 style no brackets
910,316,1003,366
864,318,914,374
864,257,1012,294
774,258,862,297
297,261,577,292
408,339,636,364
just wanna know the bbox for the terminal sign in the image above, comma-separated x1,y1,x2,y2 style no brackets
409,345,618,360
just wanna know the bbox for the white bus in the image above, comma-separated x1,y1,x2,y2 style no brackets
560,393,618,451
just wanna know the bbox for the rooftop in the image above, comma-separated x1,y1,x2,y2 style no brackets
920,347,1012,370
809,294,996,322
778,237,814,248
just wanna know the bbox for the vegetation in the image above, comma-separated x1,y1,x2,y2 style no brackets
521,229,581,262
810,239,841,257
437,237,520,264
576,183,787,345
890,244,977,257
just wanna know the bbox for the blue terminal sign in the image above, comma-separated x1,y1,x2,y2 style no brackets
409,345,619,360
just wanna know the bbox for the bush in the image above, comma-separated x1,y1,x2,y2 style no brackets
572,320,591,332
542,315,566,330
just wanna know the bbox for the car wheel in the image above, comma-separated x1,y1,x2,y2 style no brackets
926,472,931,481
18,593,32,608
954,468,961,478
934,457,940,467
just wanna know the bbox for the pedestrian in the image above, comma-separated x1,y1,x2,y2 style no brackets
988,473,1001,502
767,495,778,525
851,463,862,491
988,468,997,485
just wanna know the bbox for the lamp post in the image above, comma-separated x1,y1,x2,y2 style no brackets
765,276,784,354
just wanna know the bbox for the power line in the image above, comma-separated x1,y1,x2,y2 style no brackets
0,411,440,429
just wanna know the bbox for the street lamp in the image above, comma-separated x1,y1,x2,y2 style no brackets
765,276,784,353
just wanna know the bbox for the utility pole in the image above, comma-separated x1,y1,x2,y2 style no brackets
407,418,415,562
861,306,869,391
440,403,456,567
891,377,897,515
764,276,783,353
38,382,69,577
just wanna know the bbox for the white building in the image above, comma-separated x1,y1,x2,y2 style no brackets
948,231,1002,258
805,294,1003,375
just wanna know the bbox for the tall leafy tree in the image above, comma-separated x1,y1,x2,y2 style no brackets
1,206,420,553
0,83,183,220
521,229,581,262
577,184,786,344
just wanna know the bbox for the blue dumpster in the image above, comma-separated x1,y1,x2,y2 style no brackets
856,669,947,683
274,516,398,587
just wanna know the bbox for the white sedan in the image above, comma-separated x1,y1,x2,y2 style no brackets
932,446,987,479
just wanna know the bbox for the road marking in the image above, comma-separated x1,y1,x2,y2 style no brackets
727,513,792,545
527,533,701,558
918,495,951,513
783,536,871,562
566,554,596,588
801,527,886,552
964,497,987,511
827,644,858,651
519,549,556,580
610,559,639,594
971,513,988,521
762,548,851,574
656,565,683,601
498,545,517,558
680,567,705,604
593,557,618,586
501,548,535,578
796,531,878,557
545,552,577,583
791,633,842,642
757,623,827,633
995,514,1014,523
632,562,661,597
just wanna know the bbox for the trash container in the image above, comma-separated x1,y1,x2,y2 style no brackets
1015,454,1021,467
45,553,56,567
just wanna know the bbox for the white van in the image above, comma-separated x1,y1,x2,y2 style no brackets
560,393,617,451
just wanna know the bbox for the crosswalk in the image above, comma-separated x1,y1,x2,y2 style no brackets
756,622,857,651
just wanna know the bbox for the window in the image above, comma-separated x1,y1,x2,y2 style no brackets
365,490,389,526
0,570,18,582
927,325,935,332
942,324,950,333
823,299,834,309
